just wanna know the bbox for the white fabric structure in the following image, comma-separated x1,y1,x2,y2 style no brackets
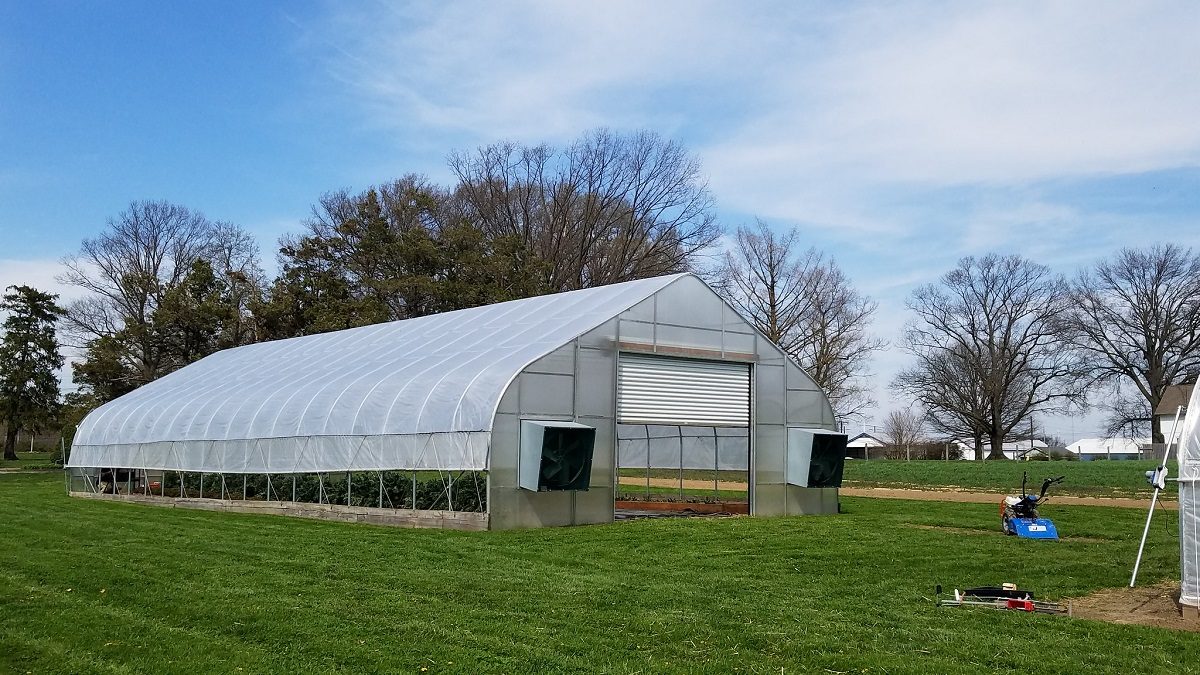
1067,437,1150,459
68,274,685,474
1178,384,1200,608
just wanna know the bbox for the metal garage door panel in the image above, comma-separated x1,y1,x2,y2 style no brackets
618,354,750,426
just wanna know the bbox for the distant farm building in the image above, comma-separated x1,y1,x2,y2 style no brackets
1067,437,1151,461
1157,383,1195,435
953,438,1047,460
845,432,887,459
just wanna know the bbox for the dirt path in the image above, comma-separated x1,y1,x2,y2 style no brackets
619,476,749,492
840,486,1175,510
1069,580,1198,632
616,476,1174,510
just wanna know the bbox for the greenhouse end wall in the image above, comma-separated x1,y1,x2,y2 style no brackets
486,274,838,530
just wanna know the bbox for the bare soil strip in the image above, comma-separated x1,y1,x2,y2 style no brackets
615,476,1175,510
1069,580,1199,632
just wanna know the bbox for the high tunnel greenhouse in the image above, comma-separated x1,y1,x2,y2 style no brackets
67,273,846,530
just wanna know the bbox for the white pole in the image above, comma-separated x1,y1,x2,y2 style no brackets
1131,406,1185,587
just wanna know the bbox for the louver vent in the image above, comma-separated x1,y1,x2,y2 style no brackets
618,354,750,426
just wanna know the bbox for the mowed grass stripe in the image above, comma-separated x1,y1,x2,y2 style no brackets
1,472,1196,674
840,458,1173,498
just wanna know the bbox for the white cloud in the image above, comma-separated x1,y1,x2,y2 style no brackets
311,0,774,142
704,1,1200,222
315,1,1200,182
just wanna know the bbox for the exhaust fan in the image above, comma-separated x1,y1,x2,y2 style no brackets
519,421,596,492
787,428,848,488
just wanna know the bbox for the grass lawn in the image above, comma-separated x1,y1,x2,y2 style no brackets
841,459,1173,498
1,472,1196,674
0,450,59,471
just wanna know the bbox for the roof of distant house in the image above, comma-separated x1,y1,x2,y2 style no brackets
847,432,887,447
1156,383,1195,416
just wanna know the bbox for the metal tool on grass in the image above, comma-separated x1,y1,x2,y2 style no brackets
935,583,1068,615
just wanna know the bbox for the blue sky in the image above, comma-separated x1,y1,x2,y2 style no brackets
2,1,1198,440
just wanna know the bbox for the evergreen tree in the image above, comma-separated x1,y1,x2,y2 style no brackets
257,182,548,339
0,285,64,460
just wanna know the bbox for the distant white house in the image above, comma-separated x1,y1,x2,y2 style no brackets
953,439,1047,460
846,432,887,459
1067,437,1150,461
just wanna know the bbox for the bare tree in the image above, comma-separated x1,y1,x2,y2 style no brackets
59,201,261,390
449,128,720,291
715,220,811,354
881,407,926,460
715,220,885,421
797,259,886,420
896,254,1087,460
1064,245,1200,443
893,346,989,459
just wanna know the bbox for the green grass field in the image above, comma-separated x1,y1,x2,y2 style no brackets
840,459,1172,498
0,450,60,471
618,460,1167,500
2,472,1196,673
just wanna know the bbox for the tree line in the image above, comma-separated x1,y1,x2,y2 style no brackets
1,128,1197,462
892,249,1200,460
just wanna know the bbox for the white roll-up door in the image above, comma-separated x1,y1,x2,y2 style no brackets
618,353,750,426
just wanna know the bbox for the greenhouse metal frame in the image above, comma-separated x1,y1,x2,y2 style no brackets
67,273,841,530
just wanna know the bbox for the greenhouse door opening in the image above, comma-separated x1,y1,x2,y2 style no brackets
615,354,751,516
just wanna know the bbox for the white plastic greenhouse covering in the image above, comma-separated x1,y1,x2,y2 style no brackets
1178,384,1200,608
68,274,686,475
